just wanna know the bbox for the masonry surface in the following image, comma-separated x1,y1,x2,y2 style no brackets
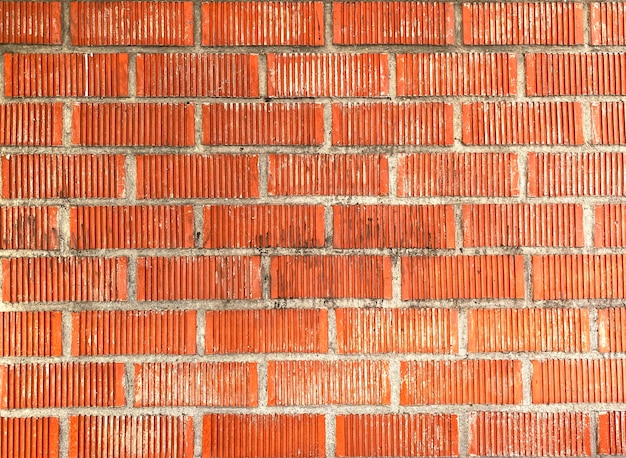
2,1,626,457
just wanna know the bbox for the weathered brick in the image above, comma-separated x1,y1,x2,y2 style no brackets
0,206,59,250
599,411,626,455
592,102,626,144
595,204,626,247
0,103,63,146
0,312,62,357
0,2,61,44
598,308,626,352
0,417,60,458
591,2,626,45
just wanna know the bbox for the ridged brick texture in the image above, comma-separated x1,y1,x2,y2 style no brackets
592,102,626,144
595,204,626,247
397,53,517,96
598,411,626,455
69,416,194,458
0,417,60,458
0,103,63,146
0,2,61,44
591,2,626,45
397,153,520,197
0,206,59,250
462,2,584,45
598,308,626,352
469,412,591,456
336,414,459,457
72,310,197,355
0,312,62,357
202,414,325,458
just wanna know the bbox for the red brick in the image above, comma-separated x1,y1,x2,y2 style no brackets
332,102,454,146
336,414,458,457
462,204,584,247
71,310,197,356
202,2,323,46
401,255,525,300
205,309,328,354
267,53,389,97
0,103,63,146
469,412,591,456
267,360,390,406
70,1,194,45
591,2,626,45
527,152,626,197
397,53,517,96
333,2,454,45
467,308,590,353
595,204,626,247
532,359,626,403
526,53,626,96
136,154,258,199
592,102,626,144
204,205,325,248
2,257,128,303
270,256,392,299
0,312,62,357
532,255,626,300
136,53,259,98
333,205,455,249
69,416,194,458
2,154,125,199
203,414,325,458
5,54,128,98
462,102,584,145
0,206,59,250
0,2,61,44
401,360,523,405
137,256,261,301
268,154,389,196
203,103,323,146
0,417,60,458
598,308,626,352
72,103,195,147
70,205,195,249
336,308,458,354
0,363,125,409
134,362,258,407
599,412,626,455
397,153,520,197
462,2,584,45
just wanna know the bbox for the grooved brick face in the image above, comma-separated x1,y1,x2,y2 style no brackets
598,412,626,455
0,417,60,458
0,312,63,357
0,2,61,44
592,102,626,144
0,103,63,146
591,2,626,45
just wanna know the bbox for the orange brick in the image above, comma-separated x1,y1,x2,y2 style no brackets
70,205,195,249
462,204,584,247
0,103,63,146
203,414,325,458
333,2,455,45
462,102,584,145
397,53,517,96
204,205,325,248
527,152,626,197
591,2,626,45
136,154,258,199
0,418,60,458
397,153,520,197
69,416,194,458
72,103,195,146
270,256,392,299
0,206,59,250
70,1,194,45
469,412,591,456
595,204,626,246
267,53,389,97
0,2,61,44
401,360,523,405
599,412,626,455
202,2,323,46
332,102,454,146
0,363,125,408
333,205,455,249
532,359,626,403
336,414,458,457
268,154,389,196
136,53,259,97
267,361,390,406
2,257,128,303
598,308,626,352
462,2,584,45
336,308,458,354
137,256,261,301
205,309,328,353
0,312,62,357
592,102,626,144
5,54,128,97
401,255,525,300
134,362,258,407
532,255,626,300
71,310,197,356
467,308,590,353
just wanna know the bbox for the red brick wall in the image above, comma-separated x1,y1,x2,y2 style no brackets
1,1,626,456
